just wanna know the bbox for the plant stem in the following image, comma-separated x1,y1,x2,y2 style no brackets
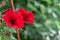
16,29,20,40
10,0,14,11
10,0,21,40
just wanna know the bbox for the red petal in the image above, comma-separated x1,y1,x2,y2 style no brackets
4,9,24,29
18,8,34,24
18,8,28,17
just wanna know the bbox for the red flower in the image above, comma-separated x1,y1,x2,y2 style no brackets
3,9,24,29
18,8,34,24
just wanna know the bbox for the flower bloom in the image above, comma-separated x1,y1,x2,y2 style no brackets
3,9,24,29
3,8,34,29
18,8,34,24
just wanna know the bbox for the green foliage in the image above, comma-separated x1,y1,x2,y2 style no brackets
0,0,60,40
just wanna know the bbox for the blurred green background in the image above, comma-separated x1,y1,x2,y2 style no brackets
0,0,60,40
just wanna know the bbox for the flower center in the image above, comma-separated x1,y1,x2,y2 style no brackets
10,19,16,25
